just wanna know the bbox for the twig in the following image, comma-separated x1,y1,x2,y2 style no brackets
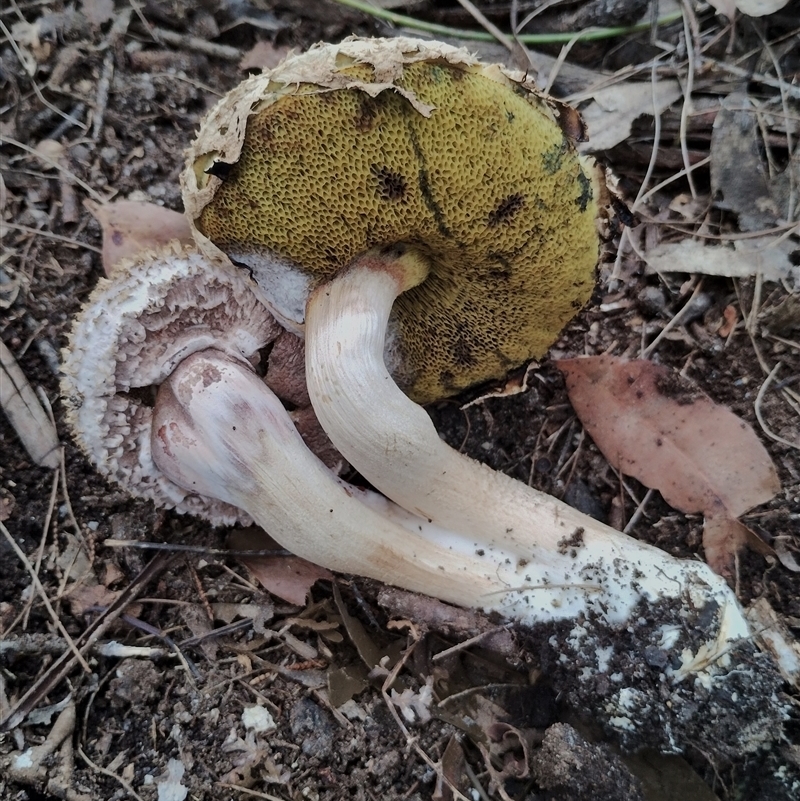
0,634,168,660
20,467,60,629
633,59,665,212
641,279,705,359
78,746,146,801
634,156,711,209
46,102,86,139
624,488,655,534
102,537,293,557
0,136,107,202
0,520,91,673
214,784,289,801
454,0,514,51
380,641,472,801
514,0,570,35
709,57,800,101
545,28,598,95
755,363,800,452
91,51,114,142
678,1,699,198
2,221,102,252
0,552,173,731
431,625,511,662
147,26,241,61
0,18,89,131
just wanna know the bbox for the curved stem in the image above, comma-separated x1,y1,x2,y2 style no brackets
151,349,542,615
304,255,750,631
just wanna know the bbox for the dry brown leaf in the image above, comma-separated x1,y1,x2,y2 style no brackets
230,527,333,606
774,537,800,572
84,199,193,275
434,735,468,801
239,41,291,72
702,513,775,578
1,340,60,469
576,80,682,154
0,494,14,522
240,555,333,606
66,583,121,616
717,304,738,338
557,356,780,571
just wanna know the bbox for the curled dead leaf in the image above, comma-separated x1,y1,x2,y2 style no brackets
557,355,780,574
1,340,60,469
232,523,333,606
84,199,193,275
703,513,775,579
557,355,780,518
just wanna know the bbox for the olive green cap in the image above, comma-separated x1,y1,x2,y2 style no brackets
183,36,605,403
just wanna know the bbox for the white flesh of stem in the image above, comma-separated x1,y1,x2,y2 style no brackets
304,263,751,634
151,349,552,614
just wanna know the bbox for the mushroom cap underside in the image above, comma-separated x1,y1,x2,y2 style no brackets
185,37,601,403
60,243,280,524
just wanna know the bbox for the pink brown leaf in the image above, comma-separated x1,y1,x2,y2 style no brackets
240,555,333,606
85,199,193,275
556,355,779,519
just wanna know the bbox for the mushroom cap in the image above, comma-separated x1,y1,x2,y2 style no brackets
60,243,280,524
183,36,604,403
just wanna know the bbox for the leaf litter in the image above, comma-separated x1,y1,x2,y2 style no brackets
2,2,800,801
557,355,780,575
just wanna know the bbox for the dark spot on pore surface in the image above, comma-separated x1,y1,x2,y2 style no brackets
575,170,593,213
542,139,569,174
371,165,407,201
488,193,525,227
453,324,477,368
205,160,234,180
355,95,384,132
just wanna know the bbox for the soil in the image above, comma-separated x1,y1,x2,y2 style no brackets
1,3,799,801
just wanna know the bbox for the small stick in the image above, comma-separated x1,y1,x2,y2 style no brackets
91,52,114,142
0,520,90,673
0,552,173,731
147,26,241,61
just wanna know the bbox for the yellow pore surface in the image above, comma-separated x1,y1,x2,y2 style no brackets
197,60,598,403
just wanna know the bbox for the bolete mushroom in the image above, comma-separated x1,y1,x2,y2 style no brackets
62,243,782,757
175,36,750,629
183,36,602,402
58,244,620,618
60,37,784,756
62,242,747,635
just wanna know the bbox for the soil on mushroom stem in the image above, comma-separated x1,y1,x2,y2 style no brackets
2,4,799,801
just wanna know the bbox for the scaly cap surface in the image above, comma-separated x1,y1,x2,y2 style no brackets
184,36,603,402
61,243,280,524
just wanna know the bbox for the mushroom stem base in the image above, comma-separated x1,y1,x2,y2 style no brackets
304,254,751,634
150,349,566,614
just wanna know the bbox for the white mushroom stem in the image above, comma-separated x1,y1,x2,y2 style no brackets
151,348,557,615
305,254,751,631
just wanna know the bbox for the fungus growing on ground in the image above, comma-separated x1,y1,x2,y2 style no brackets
175,35,750,624
62,244,783,756
183,36,602,403
63,244,748,632
61,37,786,756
